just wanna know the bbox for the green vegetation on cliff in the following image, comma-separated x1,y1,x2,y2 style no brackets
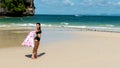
1,0,25,14
0,0,35,16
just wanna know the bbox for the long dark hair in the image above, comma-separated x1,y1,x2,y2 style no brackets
36,22,41,31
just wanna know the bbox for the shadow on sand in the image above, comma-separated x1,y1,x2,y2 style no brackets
25,52,46,58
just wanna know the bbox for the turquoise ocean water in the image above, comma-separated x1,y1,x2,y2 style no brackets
0,15,120,32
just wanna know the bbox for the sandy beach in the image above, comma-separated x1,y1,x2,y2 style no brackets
0,27,120,68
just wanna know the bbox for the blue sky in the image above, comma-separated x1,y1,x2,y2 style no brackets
34,0,120,15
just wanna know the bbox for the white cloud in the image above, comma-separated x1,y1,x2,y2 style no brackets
41,0,49,2
63,0,74,6
78,0,109,6
40,0,59,5
118,2,120,5
114,1,120,6
39,0,120,7
78,0,120,7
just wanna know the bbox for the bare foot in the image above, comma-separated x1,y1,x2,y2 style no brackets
31,53,35,59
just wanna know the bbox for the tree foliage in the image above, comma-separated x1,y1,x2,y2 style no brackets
1,0,26,13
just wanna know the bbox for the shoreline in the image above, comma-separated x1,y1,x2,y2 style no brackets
0,27,75,48
0,27,120,48
0,26,120,33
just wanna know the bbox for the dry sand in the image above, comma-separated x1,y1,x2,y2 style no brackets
0,28,120,68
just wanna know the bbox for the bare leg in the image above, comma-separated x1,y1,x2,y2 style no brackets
32,40,39,59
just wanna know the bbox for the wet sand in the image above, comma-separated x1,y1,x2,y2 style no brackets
0,28,31,48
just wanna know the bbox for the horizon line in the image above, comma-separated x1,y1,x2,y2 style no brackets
34,14,120,16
